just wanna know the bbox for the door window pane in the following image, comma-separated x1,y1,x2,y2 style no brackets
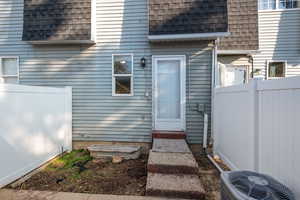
115,76,131,94
157,60,181,119
113,55,132,74
2,58,18,76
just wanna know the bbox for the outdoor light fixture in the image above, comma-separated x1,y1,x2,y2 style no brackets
140,57,146,68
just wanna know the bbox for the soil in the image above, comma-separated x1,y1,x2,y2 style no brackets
196,155,222,200
7,150,147,196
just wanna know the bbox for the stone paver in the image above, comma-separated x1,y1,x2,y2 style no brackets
152,139,191,153
148,151,198,174
87,145,142,160
146,173,205,199
0,189,185,200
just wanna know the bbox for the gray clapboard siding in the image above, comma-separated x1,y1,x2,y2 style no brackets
253,9,300,76
0,0,213,144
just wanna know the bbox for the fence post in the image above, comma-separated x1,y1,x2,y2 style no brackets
65,86,73,152
251,78,263,171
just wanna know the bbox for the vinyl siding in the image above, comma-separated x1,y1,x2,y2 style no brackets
0,0,212,144
253,9,300,77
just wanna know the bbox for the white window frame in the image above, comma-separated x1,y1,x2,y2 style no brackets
112,54,134,96
0,56,20,84
259,0,300,10
266,60,287,79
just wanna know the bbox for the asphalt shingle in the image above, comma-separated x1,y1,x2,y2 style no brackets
149,0,228,35
219,0,259,50
22,0,91,41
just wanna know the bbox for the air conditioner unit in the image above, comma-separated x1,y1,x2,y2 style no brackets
221,171,295,200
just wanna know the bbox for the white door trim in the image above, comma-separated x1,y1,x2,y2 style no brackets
152,55,186,131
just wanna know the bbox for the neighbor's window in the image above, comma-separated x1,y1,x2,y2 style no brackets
0,57,19,84
259,0,300,10
112,54,133,96
267,61,286,79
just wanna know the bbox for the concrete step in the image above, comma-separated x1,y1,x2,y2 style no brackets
87,145,142,160
152,139,191,153
152,131,186,139
148,151,199,174
146,173,205,199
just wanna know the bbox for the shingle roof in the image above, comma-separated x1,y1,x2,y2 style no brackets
149,0,228,35
22,0,91,41
219,0,259,51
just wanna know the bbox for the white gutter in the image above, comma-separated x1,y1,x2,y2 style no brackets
148,32,230,42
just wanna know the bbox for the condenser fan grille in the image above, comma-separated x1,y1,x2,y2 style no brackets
222,171,295,200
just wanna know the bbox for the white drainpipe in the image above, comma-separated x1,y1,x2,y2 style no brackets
203,40,224,173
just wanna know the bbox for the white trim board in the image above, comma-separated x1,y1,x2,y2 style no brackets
148,32,230,42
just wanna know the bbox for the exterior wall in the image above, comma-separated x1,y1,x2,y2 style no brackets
219,0,259,51
0,0,213,144
253,9,300,77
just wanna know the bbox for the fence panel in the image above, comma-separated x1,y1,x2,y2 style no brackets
0,84,72,187
257,78,300,198
214,81,257,171
214,77,300,198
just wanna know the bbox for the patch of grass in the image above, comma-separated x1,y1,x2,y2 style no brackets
47,149,92,171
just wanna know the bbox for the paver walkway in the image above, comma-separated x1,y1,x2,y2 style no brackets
146,138,205,199
0,189,185,200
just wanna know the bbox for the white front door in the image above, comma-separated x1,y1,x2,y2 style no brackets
153,55,186,131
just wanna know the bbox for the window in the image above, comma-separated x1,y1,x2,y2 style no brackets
259,0,300,10
267,61,286,79
0,57,19,84
112,54,133,96
218,63,248,87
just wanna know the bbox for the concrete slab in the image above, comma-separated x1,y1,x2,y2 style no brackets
0,189,185,200
146,173,205,199
87,145,142,160
148,151,198,174
152,139,191,153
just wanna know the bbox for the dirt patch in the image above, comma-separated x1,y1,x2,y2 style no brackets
196,155,221,200
7,150,147,196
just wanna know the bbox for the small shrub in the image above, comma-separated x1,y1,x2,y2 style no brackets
47,149,92,170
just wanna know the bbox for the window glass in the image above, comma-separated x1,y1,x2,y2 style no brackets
268,62,285,78
279,0,299,8
0,57,18,84
259,0,276,10
114,55,132,74
2,58,18,76
115,76,131,94
259,0,299,10
3,77,18,84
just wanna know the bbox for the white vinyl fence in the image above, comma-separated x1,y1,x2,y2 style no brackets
214,76,300,198
0,84,72,187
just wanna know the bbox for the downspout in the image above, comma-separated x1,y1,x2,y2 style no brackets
203,39,224,173
209,39,217,146
250,55,254,79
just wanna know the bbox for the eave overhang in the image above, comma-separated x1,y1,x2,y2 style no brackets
217,50,261,55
